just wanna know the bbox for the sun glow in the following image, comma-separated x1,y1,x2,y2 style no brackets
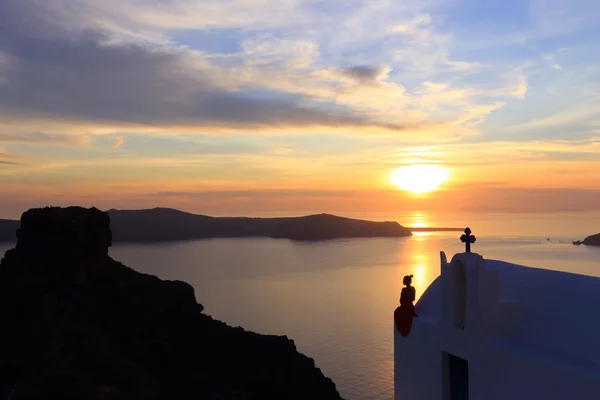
390,164,450,194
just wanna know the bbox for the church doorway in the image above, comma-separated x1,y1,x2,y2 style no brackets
444,353,469,400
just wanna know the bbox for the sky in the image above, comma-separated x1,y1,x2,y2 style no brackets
1,0,600,219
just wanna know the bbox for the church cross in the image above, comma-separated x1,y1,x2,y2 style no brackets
460,227,476,253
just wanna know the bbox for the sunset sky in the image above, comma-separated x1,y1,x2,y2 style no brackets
1,0,600,219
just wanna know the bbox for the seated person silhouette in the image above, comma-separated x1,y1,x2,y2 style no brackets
400,275,418,317
395,274,418,337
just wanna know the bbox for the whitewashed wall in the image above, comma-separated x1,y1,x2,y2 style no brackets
394,252,600,400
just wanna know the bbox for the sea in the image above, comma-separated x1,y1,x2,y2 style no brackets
1,211,600,399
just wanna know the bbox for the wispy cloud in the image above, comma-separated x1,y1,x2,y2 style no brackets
390,14,433,35
112,136,125,149
0,146,27,166
0,0,418,135
0,131,91,147
509,105,600,132
0,0,523,139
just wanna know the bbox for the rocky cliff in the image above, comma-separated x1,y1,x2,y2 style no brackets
0,206,342,399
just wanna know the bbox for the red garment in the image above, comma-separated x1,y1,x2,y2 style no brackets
395,285,417,337
394,306,414,337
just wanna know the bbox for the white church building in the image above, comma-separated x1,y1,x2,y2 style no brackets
394,230,600,400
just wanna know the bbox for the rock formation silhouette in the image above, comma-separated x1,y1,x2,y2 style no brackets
0,206,342,399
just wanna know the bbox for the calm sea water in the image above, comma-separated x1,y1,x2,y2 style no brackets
1,212,600,399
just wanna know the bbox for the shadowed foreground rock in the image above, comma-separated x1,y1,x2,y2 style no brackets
0,206,342,400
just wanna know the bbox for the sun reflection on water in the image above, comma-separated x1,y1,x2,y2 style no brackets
395,233,441,303
411,212,429,228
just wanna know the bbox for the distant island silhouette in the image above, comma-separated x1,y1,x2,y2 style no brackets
0,206,343,398
0,207,430,242
582,233,600,246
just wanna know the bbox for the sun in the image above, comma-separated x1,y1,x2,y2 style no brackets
390,164,450,194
